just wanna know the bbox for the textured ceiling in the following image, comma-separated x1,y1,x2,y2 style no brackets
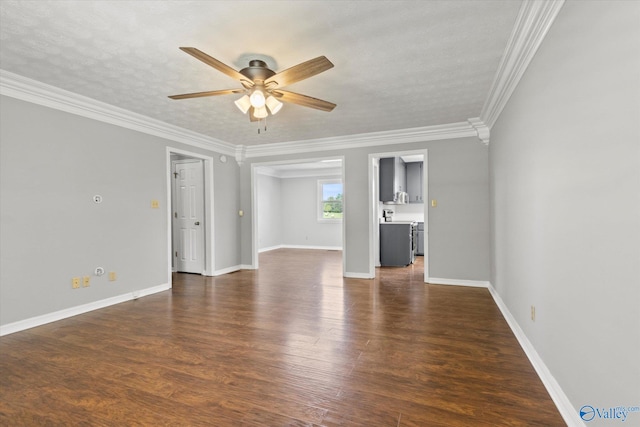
0,0,522,146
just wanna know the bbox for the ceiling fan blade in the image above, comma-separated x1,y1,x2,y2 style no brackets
168,89,244,100
264,56,334,88
179,47,249,83
272,90,336,112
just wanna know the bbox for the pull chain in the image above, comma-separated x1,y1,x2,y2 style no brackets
257,116,268,134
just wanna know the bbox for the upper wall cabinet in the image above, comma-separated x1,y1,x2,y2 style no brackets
406,162,423,203
379,157,406,203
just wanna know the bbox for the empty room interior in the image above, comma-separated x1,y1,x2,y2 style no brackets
0,1,638,426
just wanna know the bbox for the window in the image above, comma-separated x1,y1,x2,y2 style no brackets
318,179,343,221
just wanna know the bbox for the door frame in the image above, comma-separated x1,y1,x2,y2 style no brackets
166,147,215,277
171,158,206,274
251,156,346,276
368,149,429,282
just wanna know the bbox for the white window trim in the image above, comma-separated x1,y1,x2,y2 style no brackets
318,179,343,223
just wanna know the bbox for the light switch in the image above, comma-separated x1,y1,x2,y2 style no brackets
151,200,160,209
431,199,437,207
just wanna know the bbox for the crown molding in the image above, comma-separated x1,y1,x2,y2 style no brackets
243,121,478,159
468,118,490,145
257,166,342,179
0,69,479,161
0,70,236,156
235,144,247,166
8,14,560,162
481,0,565,128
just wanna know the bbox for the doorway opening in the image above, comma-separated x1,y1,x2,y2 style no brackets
166,147,215,277
369,149,429,282
251,157,346,276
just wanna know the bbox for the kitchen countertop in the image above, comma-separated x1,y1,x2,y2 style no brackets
380,220,417,225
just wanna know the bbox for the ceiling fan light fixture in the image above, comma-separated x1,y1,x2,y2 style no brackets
249,89,266,108
253,105,268,119
266,96,283,115
169,48,336,125
234,95,251,114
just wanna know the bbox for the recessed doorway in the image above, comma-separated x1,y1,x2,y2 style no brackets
166,147,216,277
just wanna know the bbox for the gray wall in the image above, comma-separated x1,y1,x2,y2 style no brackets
0,95,239,326
256,173,343,250
241,137,490,280
281,175,342,248
429,141,490,280
490,0,640,415
256,173,283,250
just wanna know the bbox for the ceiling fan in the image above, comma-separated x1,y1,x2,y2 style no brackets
169,47,336,122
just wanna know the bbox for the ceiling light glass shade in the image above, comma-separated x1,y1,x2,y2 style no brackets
265,96,283,115
234,95,251,114
249,89,266,108
253,105,268,119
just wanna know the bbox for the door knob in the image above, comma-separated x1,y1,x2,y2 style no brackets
194,221,200,225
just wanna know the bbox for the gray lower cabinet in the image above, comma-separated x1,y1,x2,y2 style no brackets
416,222,424,255
380,223,414,266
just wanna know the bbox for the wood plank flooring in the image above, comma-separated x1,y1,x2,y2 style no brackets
0,249,565,426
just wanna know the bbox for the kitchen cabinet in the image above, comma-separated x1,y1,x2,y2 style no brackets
379,157,406,203
380,222,416,266
416,222,424,255
406,161,423,203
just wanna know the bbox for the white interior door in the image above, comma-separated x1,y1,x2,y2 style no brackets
172,160,205,274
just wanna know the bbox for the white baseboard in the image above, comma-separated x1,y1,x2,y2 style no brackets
428,277,490,287
0,283,171,337
259,245,343,253
344,272,374,279
282,244,343,251
487,284,584,427
258,245,284,253
212,265,244,276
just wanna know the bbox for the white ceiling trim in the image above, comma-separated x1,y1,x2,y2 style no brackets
468,118,490,145
257,166,342,179
242,121,478,159
0,69,236,156
481,0,565,128
0,68,480,160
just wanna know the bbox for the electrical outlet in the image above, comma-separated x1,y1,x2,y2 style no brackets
83,276,90,287
151,199,160,209
72,277,80,289
109,271,117,281
531,305,536,321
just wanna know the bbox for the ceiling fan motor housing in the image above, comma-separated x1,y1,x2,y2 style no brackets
240,60,276,83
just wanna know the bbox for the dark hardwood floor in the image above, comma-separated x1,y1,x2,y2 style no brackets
0,249,565,426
